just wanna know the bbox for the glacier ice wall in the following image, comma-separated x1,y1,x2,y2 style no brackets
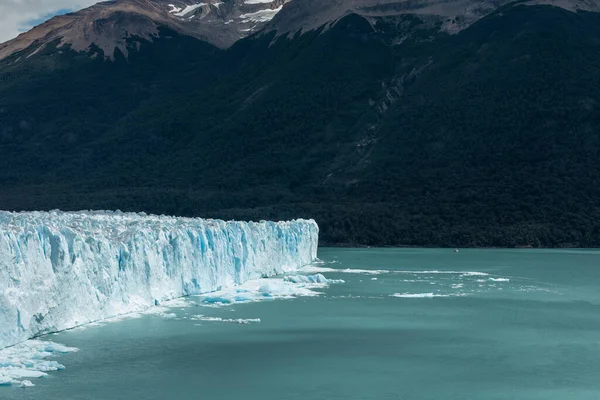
0,211,318,348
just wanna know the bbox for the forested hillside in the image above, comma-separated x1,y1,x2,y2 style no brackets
1,4,600,246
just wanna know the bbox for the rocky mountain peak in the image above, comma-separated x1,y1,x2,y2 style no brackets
0,0,289,61
0,0,598,62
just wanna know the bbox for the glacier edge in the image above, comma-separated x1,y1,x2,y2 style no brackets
0,211,318,349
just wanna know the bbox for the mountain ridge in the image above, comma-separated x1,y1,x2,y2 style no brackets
0,0,288,61
2,0,599,62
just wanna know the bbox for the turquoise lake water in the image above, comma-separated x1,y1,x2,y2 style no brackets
2,248,600,399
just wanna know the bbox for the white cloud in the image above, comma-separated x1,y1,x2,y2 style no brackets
0,0,98,44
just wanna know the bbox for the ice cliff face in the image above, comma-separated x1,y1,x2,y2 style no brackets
0,211,318,349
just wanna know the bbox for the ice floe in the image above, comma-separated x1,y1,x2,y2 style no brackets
394,270,489,276
459,272,489,277
391,293,467,298
299,266,390,275
284,273,344,284
196,273,342,306
0,340,78,387
190,316,261,324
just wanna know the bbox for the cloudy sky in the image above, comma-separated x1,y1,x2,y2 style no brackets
0,0,98,43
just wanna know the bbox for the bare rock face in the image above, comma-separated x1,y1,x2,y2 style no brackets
0,0,288,61
0,0,598,62
264,0,600,38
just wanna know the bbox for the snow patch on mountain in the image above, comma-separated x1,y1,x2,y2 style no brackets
173,3,207,17
240,6,283,23
168,4,183,13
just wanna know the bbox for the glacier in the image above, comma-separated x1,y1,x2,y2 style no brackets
0,210,318,349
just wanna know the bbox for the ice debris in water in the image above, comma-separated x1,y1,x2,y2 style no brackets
0,210,318,348
284,273,344,284
391,293,468,298
300,266,389,275
0,340,78,386
197,274,343,306
142,298,195,319
488,277,510,282
190,316,261,324
458,272,489,277
140,297,196,319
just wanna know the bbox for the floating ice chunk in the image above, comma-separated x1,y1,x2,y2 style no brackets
257,279,316,298
459,272,489,277
300,266,389,275
392,293,446,298
371,277,378,281
283,273,344,284
395,270,451,274
20,380,34,388
190,316,260,324
196,273,342,306
164,298,194,308
284,274,326,284
390,270,489,276
451,283,464,289
143,306,170,315
203,295,233,304
303,266,491,278
0,340,78,386
143,304,178,319
298,265,338,273
340,268,388,275
488,278,510,282
0,377,14,386
391,292,467,298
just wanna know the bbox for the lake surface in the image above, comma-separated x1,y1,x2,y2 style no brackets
3,248,600,399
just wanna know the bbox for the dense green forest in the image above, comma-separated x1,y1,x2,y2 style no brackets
1,4,600,247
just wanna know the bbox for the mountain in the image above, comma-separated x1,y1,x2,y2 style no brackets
3,0,597,61
266,0,600,38
1,0,600,247
0,0,287,61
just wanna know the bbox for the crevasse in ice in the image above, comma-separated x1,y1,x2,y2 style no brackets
0,210,318,348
